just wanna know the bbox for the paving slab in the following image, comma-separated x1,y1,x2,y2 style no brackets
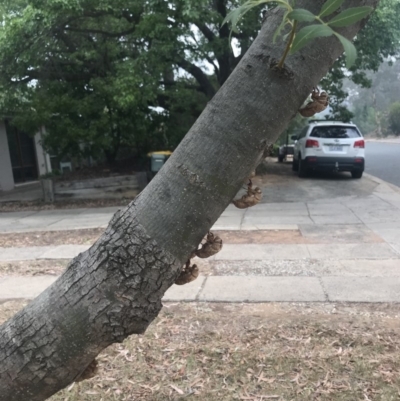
0,207,118,233
76,207,122,215
306,243,399,260
310,214,362,225
213,244,310,261
305,203,352,215
0,211,39,220
245,208,309,216
387,243,400,256
163,276,206,301
41,245,90,259
198,276,325,302
242,215,314,226
299,224,383,244
0,276,57,299
31,209,90,217
0,245,90,261
256,202,308,211
0,275,205,301
365,223,400,246
241,224,299,231
0,246,55,261
334,259,400,276
322,276,400,302
355,211,400,224
46,217,112,230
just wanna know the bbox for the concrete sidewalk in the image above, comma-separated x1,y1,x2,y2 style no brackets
1,168,400,303
2,274,400,303
0,207,121,233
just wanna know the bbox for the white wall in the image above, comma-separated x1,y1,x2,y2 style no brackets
34,128,52,176
0,121,14,191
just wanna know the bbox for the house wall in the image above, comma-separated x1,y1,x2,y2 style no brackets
0,121,14,191
34,128,52,176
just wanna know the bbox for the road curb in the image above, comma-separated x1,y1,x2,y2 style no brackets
363,172,400,194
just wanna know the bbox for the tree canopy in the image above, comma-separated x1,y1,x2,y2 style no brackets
0,0,398,162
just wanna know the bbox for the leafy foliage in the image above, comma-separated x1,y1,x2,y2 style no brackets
0,0,259,162
223,0,373,69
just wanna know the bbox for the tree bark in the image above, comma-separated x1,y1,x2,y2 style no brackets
0,1,379,400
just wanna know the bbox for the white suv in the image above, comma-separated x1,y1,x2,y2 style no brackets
292,121,365,179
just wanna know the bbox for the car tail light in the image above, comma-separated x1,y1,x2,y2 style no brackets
308,157,317,162
306,139,319,148
355,158,363,163
354,139,365,148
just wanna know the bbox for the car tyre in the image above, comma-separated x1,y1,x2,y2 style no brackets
351,170,363,179
298,156,307,178
292,157,298,171
278,155,284,163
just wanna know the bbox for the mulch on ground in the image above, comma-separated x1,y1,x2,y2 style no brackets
1,302,399,401
0,260,68,277
0,228,104,248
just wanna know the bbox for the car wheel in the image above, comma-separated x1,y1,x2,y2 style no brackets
298,156,307,178
351,170,363,179
292,157,298,171
278,155,284,162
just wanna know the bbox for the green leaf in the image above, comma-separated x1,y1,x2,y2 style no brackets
290,24,334,53
222,7,243,33
319,0,344,18
327,6,373,27
335,33,357,68
222,1,264,32
287,9,315,22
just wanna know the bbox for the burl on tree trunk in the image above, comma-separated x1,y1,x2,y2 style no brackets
0,1,379,400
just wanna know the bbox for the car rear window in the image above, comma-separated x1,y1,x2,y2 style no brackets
310,126,361,139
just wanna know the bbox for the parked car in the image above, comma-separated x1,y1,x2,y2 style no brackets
292,121,365,179
278,144,294,162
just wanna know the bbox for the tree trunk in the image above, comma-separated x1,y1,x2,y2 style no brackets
0,1,379,400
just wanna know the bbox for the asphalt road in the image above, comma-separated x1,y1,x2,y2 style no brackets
366,142,400,188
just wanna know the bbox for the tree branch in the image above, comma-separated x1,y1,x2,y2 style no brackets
194,22,216,42
176,59,216,99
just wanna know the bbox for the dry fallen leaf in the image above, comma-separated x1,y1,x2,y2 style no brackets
169,384,184,394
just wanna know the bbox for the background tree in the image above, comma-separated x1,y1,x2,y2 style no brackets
0,0,397,162
343,59,400,135
388,102,400,135
320,0,400,121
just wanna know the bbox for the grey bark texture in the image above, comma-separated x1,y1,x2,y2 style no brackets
0,1,379,400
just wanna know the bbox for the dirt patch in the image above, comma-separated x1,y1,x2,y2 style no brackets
0,198,130,213
0,228,104,248
0,302,394,401
0,260,68,277
0,229,304,248
0,228,384,249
